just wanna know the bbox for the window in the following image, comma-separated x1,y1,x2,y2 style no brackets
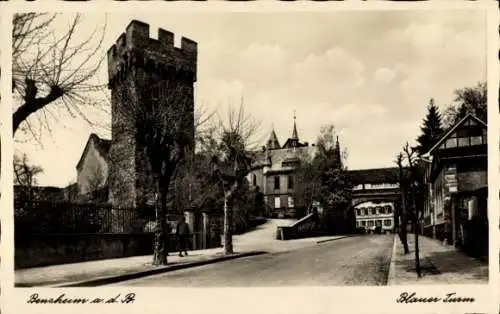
367,220,374,227
376,220,382,227
470,136,483,146
274,197,280,209
356,221,360,227
356,209,361,216
371,208,377,215
457,137,469,147
252,174,257,186
384,219,392,226
378,207,385,214
361,221,366,226
288,196,294,208
386,206,392,214
274,176,280,190
288,176,293,189
353,184,364,191
445,138,457,148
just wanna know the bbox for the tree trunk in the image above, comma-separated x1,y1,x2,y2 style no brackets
399,216,410,254
398,168,410,255
414,217,421,277
153,180,169,266
223,194,234,255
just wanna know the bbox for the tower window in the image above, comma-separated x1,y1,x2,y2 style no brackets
274,176,280,190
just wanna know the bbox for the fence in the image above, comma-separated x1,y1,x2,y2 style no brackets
15,201,222,268
15,200,148,234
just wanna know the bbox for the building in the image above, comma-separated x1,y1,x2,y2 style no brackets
106,20,197,209
248,116,315,218
349,167,400,233
75,133,110,201
421,113,487,256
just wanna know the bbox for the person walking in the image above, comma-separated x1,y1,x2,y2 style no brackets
176,216,190,257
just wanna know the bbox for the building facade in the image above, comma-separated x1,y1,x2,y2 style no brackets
75,133,110,201
349,167,400,233
248,117,315,218
354,201,395,233
421,114,487,256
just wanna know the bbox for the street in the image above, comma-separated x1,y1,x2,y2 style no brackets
110,234,394,286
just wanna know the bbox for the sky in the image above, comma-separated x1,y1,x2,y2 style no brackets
13,10,487,187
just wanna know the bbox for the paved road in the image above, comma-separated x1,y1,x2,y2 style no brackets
111,234,394,286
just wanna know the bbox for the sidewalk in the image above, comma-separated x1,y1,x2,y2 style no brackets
16,232,349,287
387,234,488,285
15,248,263,287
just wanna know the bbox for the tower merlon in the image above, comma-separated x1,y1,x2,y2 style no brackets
107,20,198,87
158,28,174,47
181,37,197,58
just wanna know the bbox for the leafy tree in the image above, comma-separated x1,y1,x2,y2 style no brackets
415,99,444,156
294,125,353,234
443,82,487,128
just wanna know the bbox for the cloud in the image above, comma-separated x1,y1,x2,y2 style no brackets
293,47,365,89
374,68,397,84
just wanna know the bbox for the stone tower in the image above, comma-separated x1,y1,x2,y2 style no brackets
107,20,197,211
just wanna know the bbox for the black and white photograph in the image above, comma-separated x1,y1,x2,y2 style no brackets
9,5,492,296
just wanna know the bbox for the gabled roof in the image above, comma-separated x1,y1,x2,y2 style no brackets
348,167,400,185
424,113,486,156
76,133,111,171
252,146,315,170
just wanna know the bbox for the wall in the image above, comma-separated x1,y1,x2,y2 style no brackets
15,233,153,269
457,170,487,192
15,232,221,269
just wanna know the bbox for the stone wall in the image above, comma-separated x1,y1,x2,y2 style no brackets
15,233,154,269
15,231,221,269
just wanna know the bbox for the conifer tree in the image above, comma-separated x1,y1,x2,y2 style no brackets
415,99,444,156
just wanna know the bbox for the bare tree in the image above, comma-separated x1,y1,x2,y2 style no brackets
211,101,260,254
403,143,422,277
395,152,410,255
113,72,195,265
14,153,43,201
12,13,107,139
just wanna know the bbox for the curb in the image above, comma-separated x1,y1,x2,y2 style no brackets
386,234,398,285
316,235,351,244
51,251,267,287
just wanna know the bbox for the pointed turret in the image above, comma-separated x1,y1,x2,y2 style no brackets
283,111,302,149
334,136,342,168
266,128,281,150
291,111,298,141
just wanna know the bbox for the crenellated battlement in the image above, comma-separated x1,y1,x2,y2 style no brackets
107,20,197,87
